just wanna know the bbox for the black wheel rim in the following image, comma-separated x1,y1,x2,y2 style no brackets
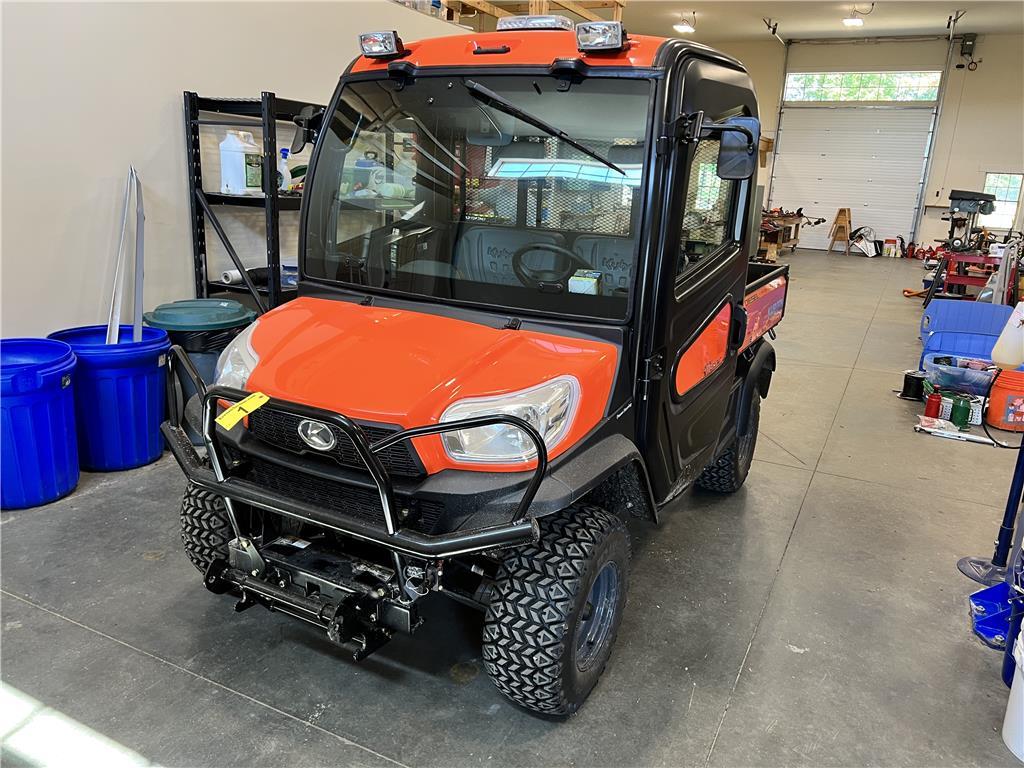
737,428,753,468
574,562,620,672
737,398,759,470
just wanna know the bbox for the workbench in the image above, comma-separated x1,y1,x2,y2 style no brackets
756,214,802,262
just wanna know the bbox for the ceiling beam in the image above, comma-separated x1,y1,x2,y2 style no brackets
503,0,620,7
450,0,624,21
550,0,602,22
456,0,513,17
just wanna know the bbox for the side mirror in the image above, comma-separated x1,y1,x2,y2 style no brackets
290,105,325,154
714,116,760,180
677,112,761,180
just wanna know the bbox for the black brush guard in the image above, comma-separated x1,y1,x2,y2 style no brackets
161,346,546,559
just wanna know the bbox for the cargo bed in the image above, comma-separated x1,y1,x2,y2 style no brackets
741,262,789,352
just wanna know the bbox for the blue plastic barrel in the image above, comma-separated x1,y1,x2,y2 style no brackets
1,339,79,509
48,325,170,471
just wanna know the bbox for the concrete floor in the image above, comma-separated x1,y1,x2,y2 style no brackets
1,252,1020,767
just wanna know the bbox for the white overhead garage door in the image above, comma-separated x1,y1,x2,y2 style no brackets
769,106,934,250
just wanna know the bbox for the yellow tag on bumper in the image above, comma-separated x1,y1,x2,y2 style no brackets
214,392,269,430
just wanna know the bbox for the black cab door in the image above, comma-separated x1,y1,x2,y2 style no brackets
639,56,759,504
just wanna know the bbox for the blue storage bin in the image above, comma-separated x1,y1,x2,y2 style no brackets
48,325,170,471
919,329,1005,370
920,300,1012,340
1,339,79,509
922,353,996,396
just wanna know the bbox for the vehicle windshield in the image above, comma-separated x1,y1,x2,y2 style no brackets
303,75,652,321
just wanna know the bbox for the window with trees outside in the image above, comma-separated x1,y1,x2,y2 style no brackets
784,71,942,102
980,172,1024,230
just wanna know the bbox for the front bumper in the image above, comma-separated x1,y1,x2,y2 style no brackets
163,346,544,559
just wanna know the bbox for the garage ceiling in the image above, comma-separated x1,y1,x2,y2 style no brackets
619,1,1024,41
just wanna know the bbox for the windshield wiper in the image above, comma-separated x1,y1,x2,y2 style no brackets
463,80,624,176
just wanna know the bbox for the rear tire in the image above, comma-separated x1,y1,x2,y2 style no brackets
696,391,760,493
180,481,233,572
482,504,630,716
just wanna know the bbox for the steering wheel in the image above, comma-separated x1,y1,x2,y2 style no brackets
512,243,593,292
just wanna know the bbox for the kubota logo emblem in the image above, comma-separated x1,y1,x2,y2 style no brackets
297,419,336,451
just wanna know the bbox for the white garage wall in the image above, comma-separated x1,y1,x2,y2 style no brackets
919,34,1024,244
711,40,786,187
716,33,1024,242
786,38,949,72
1,1,459,338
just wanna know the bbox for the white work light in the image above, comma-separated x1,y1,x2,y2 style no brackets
842,15,864,26
576,21,626,51
496,15,574,31
439,377,579,464
359,31,405,58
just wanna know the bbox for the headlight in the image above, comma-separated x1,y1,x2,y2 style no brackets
439,376,579,464
214,321,260,390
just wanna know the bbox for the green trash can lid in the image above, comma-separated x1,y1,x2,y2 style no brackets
143,299,256,332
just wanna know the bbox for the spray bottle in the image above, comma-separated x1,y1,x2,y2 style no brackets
278,148,292,191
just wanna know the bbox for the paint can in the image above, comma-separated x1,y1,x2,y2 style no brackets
898,370,926,400
924,392,943,418
950,395,972,431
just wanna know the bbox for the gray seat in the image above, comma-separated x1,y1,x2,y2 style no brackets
573,235,637,295
453,227,561,286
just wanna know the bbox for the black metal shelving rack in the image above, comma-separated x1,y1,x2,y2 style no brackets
183,91,323,312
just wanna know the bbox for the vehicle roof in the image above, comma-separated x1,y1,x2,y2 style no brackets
349,29,739,74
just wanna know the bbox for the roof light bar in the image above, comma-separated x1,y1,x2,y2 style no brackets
496,15,574,31
576,21,626,51
359,30,405,58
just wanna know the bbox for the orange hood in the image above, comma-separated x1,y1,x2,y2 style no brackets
244,297,618,472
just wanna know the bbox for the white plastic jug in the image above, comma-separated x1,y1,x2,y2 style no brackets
992,302,1024,371
220,131,262,196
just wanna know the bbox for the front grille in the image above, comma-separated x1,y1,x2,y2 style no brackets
247,408,423,477
247,458,443,534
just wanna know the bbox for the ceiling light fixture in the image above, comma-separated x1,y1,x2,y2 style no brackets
673,11,696,34
842,2,873,27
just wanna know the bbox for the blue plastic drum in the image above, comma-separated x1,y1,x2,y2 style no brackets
48,325,170,471
1,339,79,509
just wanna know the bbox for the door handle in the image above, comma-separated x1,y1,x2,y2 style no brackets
729,305,748,351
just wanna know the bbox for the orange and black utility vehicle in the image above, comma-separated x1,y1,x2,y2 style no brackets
164,16,789,716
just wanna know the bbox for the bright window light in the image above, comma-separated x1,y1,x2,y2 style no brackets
980,172,1024,230
694,162,722,211
488,158,643,187
784,71,942,102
